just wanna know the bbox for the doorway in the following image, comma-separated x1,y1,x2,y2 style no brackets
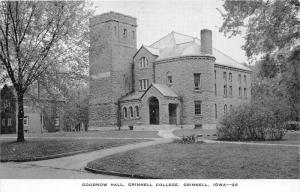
149,97,159,125
169,103,177,124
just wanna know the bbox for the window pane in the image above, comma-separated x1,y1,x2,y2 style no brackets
194,73,200,90
194,101,202,115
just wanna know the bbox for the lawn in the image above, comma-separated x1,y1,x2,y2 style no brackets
86,142,300,179
0,138,148,162
0,130,160,139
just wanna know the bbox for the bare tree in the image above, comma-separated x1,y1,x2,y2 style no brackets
0,1,93,142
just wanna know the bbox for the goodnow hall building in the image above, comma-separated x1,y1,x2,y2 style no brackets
89,12,251,130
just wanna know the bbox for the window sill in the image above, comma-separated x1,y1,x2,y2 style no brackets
193,89,203,93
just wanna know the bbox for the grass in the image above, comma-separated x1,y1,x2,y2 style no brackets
0,138,149,162
86,142,300,179
0,130,160,139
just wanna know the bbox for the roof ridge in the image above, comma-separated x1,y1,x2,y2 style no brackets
213,47,243,65
150,31,174,47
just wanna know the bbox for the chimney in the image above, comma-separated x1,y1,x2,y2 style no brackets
201,29,212,55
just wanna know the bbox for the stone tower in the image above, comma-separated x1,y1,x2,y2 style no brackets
89,12,137,128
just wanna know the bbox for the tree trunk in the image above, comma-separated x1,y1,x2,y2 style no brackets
17,92,25,142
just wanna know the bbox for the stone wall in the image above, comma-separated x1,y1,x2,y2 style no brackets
89,12,137,127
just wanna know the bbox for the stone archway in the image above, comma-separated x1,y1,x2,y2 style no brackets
149,97,159,125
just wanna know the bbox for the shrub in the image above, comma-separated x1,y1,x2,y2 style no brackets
174,134,197,144
217,104,286,141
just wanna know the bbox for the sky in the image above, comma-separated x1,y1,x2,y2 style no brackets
93,0,248,63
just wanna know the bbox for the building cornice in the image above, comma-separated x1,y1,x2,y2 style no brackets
153,55,216,64
214,63,252,74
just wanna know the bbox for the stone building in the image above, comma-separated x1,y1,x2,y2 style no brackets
89,11,251,130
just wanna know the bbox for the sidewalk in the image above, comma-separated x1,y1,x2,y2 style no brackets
23,129,178,170
1,129,178,178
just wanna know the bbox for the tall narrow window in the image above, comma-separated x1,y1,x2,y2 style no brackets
23,116,29,126
194,73,201,90
229,73,232,82
135,106,139,118
7,118,11,126
214,84,217,96
223,72,227,82
139,57,148,69
54,118,59,126
244,88,247,98
229,86,232,96
238,87,242,97
166,71,172,85
224,104,227,114
123,107,128,119
215,104,217,119
194,101,202,115
214,70,216,80
139,79,149,90
132,30,135,40
1,119,5,126
129,106,133,118
123,28,127,38
244,75,247,84
223,85,227,97
230,105,233,113
238,74,242,84
114,26,117,35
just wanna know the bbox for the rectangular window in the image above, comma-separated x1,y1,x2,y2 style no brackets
194,73,201,90
194,101,202,115
214,70,216,80
214,84,217,96
244,75,247,84
123,28,127,38
229,73,232,82
7,118,12,126
139,79,149,90
54,118,59,126
238,87,242,97
229,86,232,96
223,85,227,97
223,72,227,81
215,104,217,119
238,74,242,84
167,75,172,84
2,119,5,126
244,88,247,98
23,116,29,126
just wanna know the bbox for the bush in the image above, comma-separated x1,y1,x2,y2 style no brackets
174,134,197,144
217,105,286,141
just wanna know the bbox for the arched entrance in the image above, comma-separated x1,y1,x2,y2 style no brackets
149,97,159,125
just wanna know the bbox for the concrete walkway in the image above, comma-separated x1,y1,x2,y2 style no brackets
23,138,173,170
1,129,178,179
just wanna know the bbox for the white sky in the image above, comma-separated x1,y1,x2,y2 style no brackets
93,0,248,63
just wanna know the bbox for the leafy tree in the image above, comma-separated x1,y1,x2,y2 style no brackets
0,1,93,142
219,0,300,121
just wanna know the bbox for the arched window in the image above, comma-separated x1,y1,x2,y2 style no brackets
135,106,139,118
224,104,227,114
123,107,127,119
230,105,233,113
129,106,133,118
139,57,148,69
166,71,172,85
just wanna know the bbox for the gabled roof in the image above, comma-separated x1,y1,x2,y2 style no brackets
147,31,251,71
120,91,144,101
141,83,179,99
152,83,178,98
